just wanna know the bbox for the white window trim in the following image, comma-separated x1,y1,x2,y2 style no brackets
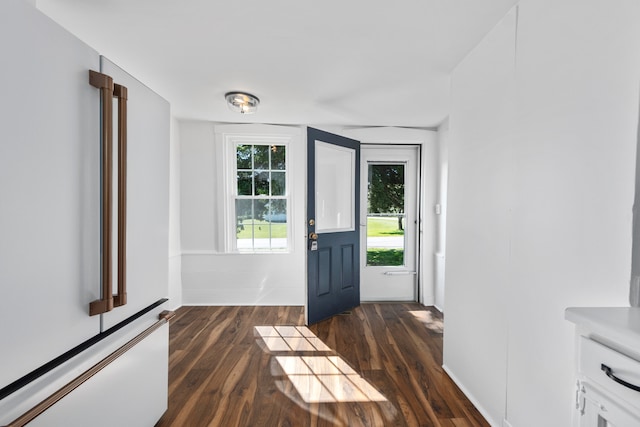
215,124,300,254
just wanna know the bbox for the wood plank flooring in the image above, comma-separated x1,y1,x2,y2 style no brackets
155,304,488,427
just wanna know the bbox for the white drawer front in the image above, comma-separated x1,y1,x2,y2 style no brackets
580,381,640,427
28,324,168,427
579,336,640,411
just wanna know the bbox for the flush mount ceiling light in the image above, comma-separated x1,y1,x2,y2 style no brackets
225,92,260,114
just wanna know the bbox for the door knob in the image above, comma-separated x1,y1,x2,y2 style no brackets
309,232,318,240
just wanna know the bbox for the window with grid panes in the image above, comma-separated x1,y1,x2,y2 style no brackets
235,144,288,251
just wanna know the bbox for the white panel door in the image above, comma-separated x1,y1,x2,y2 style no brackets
0,0,101,388
99,58,170,329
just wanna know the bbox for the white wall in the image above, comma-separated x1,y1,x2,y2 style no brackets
168,116,182,310
444,9,516,425
179,121,306,305
507,1,640,425
444,1,640,426
180,121,217,251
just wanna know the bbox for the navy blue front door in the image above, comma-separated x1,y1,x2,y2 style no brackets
306,128,360,325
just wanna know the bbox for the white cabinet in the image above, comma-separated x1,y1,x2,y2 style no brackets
29,324,169,427
0,0,170,424
0,0,102,388
566,308,640,426
576,382,640,427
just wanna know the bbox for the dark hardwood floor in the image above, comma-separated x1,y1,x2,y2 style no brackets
155,304,488,427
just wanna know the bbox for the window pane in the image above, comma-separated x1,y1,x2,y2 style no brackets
253,145,269,170
366,216,404,266
268,199,287,250
246,199,267,250
236,199,254,250
237,171,253,195
236,199,254,224
315,142,355,232
271,145,286,170
255,171,269,195
368,164,404,214
254,199,269,223
267,199,287,223
271,172,286,196
237,144,252,169
366,164,405,266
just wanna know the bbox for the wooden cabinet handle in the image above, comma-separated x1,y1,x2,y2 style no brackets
113,83,128,308
88,73,128,314
89,70,114,316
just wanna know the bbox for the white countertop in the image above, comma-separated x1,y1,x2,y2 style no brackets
566,307,640,359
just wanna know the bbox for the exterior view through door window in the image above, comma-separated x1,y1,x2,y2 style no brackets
367,164,405,266
235,144,288,251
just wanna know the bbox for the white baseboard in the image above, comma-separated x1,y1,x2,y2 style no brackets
441,364,501,427
422,295,435,306
182,287,304,306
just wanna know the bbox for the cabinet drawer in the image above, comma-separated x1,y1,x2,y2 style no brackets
579,336,640,411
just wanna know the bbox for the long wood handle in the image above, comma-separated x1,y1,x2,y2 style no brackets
89,70,114,316
4,311,175,427
113,83,128,308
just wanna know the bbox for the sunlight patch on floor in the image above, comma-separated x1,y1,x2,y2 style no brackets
408,310,443,333
254,325,332,352
255,325,388,404
275,355,387,403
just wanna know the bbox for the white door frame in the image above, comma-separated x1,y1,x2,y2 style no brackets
342,127,437,306
360,145,419,301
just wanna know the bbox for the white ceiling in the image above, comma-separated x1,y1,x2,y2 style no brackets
37,0,517,128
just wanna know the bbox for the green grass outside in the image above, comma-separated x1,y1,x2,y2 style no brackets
367,217,404,266
367,249,404,266
367,216,404,237
237,217,405,265
238,218,404,266
237,220,287,239
237,217,403,239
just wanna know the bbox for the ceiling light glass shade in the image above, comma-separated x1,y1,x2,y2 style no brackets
225,92,260,114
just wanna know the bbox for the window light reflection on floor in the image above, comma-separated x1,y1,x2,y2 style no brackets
254,325,332,352
275,356,387,403
254,325,388,404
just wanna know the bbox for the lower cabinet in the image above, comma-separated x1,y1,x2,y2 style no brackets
576,380,640,426
566,307,640,427
30,323,168,427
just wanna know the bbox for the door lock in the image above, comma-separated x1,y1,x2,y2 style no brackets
309,232,318,240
